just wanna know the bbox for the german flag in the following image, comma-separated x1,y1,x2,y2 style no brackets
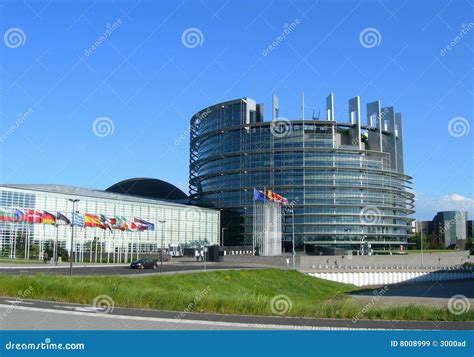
42,211,56,225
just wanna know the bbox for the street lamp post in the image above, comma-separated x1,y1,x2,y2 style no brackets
291,208,295,269
68,199,80,276
159,220,166,273
361,235,367,256
420,230,424,268
221,227,228,247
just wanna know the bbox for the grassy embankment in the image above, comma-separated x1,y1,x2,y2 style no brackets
0,269,471,321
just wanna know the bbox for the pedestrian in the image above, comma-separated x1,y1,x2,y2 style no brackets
200,249,204,262
195,249,199,262
285,257,290,268
43,251,48,264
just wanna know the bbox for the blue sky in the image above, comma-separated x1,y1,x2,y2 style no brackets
0,0,473,220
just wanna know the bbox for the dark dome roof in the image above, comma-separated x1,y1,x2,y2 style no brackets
105,178,188,201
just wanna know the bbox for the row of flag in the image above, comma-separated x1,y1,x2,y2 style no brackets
253,188,288,205
0,208,154,232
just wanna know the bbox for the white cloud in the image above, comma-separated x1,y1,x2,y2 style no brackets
414,192,474,220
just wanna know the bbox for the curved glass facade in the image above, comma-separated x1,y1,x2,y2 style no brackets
190,97,414,249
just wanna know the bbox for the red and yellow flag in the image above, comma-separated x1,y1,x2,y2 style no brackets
84,213,104,228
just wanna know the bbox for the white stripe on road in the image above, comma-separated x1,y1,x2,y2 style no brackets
0,304,361,330
3,300,35,305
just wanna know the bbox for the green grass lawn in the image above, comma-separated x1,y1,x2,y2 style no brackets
406,250,457,254
0,258,43,264
0,269,471,322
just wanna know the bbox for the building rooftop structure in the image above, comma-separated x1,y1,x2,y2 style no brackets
1,180,190,208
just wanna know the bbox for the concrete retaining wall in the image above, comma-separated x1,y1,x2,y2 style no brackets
300,251,470,269
308,270,474,287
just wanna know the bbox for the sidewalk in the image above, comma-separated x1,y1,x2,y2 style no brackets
0,262,129,269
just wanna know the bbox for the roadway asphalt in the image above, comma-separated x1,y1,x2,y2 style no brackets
1,297,472,330
0,262,264,276
350,280,474,307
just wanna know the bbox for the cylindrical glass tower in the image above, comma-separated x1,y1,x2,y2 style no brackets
190,95,414,250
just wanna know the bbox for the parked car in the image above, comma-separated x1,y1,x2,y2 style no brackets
130,258,157,270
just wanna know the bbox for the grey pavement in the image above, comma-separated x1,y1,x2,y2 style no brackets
351,279,474,307
0,297,472,330
0,262,267,276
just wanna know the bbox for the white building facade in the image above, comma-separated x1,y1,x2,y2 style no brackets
0,184,220,262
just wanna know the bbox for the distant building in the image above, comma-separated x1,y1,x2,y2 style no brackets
414,220,431,236
0,179,220,261
415,211,468,249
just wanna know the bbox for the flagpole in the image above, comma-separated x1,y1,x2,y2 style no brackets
9,223,13,259
54,222,59,265
107,228,110,263
252,189,255,256
89,232,93,263
130,231,134,264
26,225,30,260
95,234,98,263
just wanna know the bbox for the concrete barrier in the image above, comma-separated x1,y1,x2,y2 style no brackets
308,270,474,287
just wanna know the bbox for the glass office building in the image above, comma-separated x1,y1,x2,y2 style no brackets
415,211,469,249
0,181,219,261
190,95,414,250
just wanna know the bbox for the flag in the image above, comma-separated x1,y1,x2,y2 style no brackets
26,209,43,223
15,209,26,222
42,211,56,225
100,215,112,232
70,213,84,227
0,208,16,222
253,188,267,202
134,218,154,231
110,216,127,230
56,212,70,225
84,213,104,229
265,189,288,205
128,221,138,231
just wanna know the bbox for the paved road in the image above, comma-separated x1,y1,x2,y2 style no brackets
0,262,265,276
0,297,472,330
351,280,474,307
